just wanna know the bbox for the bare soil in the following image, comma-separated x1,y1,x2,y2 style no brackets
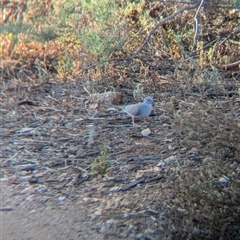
0,79,239,240
0,80,177,240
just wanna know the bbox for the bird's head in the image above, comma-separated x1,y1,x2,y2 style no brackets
144,96,154,105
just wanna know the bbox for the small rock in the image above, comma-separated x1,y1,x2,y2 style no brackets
157,156,177,168
58,196,66,204
20,186,35,195
108,186,121,192
219,176,229,184
0,207,13,211
141,128,151,137
28,209,37,215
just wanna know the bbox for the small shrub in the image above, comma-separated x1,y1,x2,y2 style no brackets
158,83,240,239
91,143,110,175
173,98,240,157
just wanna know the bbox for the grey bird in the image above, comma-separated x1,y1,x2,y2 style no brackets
123,96,154,126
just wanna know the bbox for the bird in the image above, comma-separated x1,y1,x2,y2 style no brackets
123,96,154,126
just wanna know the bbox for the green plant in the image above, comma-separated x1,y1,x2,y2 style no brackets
91,143,110,175
58,0,127,62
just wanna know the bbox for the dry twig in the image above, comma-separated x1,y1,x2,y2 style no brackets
192,0,206,53
128,3,199,63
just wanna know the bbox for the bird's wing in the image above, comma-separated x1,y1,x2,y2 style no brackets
124,103,141,116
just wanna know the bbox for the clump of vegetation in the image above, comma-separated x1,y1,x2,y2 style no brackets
1,0,239,82
58,0,127,63
167,58,240,158
172,97,240,157
175,103,239,238
158,66,240,238
91,143,110,175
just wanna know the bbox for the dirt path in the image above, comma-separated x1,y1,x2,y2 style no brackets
1,181,106,240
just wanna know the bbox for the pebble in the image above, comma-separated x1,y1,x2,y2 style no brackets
58,196,66,204
141,128,151,137
20,186,35,195
219,176,229,184
157,156,177,168
0,206,13,211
